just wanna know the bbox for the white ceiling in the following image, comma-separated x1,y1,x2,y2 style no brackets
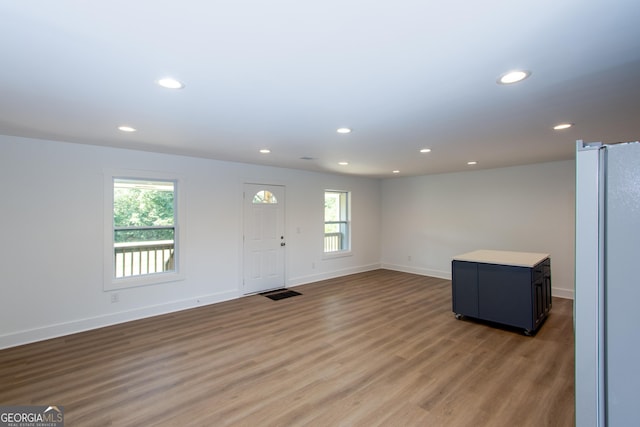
2,1,639,177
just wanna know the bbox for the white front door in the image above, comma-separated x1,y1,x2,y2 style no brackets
243,183,286,294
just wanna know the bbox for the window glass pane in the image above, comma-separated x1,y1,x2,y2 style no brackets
114,179,174,227
324,192,340,221
324,190,350,253
253,190,278,204
115,228,175,244
324,223,339,234
113,178,176,279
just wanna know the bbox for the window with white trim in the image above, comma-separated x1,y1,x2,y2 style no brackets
105,171,183,290
324,190,350,253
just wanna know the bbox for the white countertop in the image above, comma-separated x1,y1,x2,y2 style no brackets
452,250,549,267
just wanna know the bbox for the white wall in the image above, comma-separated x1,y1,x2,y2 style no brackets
1,135,576,349
0,135,381,349
380,160,575,299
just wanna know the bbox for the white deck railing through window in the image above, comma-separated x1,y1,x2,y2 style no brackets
324,232,343,252
114,240,174,278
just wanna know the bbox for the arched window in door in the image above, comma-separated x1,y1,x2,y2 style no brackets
253,190,278,204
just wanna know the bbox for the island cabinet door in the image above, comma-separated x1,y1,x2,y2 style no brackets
452,261,479,317
543,259,552,312
477,263,533,329
533,277,546,328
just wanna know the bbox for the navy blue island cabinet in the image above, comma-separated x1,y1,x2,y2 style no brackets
452,250,551,335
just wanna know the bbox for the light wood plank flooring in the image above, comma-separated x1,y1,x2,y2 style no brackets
0,270,574,426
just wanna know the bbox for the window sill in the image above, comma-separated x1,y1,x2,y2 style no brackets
105,271,185,291
322,250,353,260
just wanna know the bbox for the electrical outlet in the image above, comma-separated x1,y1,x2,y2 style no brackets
110,293,119,303
312,261,316,269
408,255,412,262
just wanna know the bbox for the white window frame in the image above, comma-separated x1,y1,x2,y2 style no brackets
104,169,185,291
323,189,352,258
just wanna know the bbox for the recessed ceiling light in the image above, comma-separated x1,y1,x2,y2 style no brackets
338,161,349,166
467,161,478,165
118,126,136,132
497,70,531,85
157,77,184,89
553,123,573,130
420,148,432,153
392,170,400,174
337,128,352,134
259,149,271,154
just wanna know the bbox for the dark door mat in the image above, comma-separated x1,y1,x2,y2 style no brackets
260,289,302,301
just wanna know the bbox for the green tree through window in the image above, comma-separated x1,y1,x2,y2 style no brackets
114,180,175,242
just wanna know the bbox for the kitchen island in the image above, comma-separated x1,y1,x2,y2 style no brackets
451,250,551,335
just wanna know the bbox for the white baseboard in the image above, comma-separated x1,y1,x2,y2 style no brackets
1,265,574,350
287,263,381,287
552,288,574,300
381,263,575,300
0,290,238,350
380,263,451,280
0,264,381,350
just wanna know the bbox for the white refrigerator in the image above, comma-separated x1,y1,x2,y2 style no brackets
575,140,640,426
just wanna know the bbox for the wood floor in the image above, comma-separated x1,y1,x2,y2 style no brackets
0,270,575,426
